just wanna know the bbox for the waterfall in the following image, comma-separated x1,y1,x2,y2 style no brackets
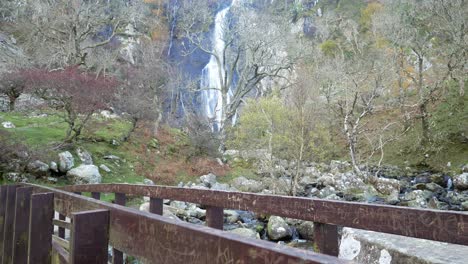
167,0,179,57
200,2,237,132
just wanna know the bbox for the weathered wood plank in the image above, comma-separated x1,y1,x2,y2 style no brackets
60,183,468,246
113,193,126,264
12,187,33,264
205,206,223,230
28,192,54,264
53,219,71,230
91,192,101,200
314,223,339,256
70,209,110,264
0,185,8,263
149,197,163,215
2,185,18,264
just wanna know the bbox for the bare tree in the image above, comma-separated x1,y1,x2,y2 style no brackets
0,70,26,111
21,67,118,143
12,0,151,69
374,0,467,146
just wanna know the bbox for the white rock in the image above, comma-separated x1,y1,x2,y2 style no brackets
454,173,468,190
58,151,74,173
99,164,111,173
2,121,15,128
67,165,101,184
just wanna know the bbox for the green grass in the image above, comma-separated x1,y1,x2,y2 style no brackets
0,111,146,186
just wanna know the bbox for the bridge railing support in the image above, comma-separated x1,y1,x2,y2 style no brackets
28,192,54,264
205,206,224,230
70,209,110,264
2,185,18,264
313,222,339,256
113,193,126,264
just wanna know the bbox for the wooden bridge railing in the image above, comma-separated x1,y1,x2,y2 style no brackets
1,183,468,263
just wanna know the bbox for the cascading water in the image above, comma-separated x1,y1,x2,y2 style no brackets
199,1,239,132
167,0,179,57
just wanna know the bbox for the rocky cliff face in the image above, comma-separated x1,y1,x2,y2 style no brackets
0,32,27,74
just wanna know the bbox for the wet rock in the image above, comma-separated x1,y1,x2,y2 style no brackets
430,173,446,187
296,221,314,241
373,177,400,196
58,151,74,173
454,173,468,190
317,186,336,198
317,174,335,187
200,173,217,188
425,183,445,193
267,216,292,241
428,197,448,210
67,165,101,184
27,160,49,177
224,210,240,224
461,201,468,211
404,190,429,208
231,177,265,193
229,228,258,239
76,148,93,165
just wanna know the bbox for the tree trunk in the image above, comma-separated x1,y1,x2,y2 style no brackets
417,55,429,146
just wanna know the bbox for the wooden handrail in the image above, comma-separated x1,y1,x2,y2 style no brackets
26,183,347,264
60,183,468,247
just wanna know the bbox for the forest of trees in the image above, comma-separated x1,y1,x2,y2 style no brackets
0,0,466,186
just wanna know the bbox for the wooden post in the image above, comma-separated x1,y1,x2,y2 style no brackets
313,223,339,256
91,192,101,200
28,193,54,264
0,185,8,263
113,193,126,264
149,198,163,215
70,209,110,264
12,187,33,264
2,185,18,264
205,206,223,230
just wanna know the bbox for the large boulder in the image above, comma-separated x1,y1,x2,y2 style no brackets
76,148,93,165
231,177,265,193
67,165,101,184
26,160,49,177
58,151,74,173
372,177,400,197
14,93,46,112
454,173,468,190
199,173,217,188
229,228,258,239
267,216,292,241
297,221,314,241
